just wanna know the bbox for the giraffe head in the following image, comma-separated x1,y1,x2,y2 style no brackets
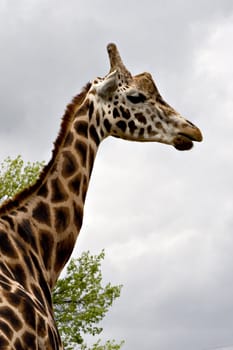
89,43,202,150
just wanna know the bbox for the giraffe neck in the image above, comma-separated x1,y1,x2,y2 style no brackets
33,92,102,287
0,85,102,289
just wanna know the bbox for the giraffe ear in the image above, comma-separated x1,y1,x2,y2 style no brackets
96,70,118,98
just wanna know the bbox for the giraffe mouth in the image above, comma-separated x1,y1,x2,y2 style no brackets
173,133,197,151
171,119,203,150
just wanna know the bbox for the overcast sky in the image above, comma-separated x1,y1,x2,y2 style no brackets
1,1,233,349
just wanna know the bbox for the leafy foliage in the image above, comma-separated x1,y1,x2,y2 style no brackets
53,250,123,350
0,155,44,201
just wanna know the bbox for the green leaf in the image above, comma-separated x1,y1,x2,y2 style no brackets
0,155,44,201
53,251,123,349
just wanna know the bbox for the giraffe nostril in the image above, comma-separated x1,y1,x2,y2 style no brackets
185,119,195,127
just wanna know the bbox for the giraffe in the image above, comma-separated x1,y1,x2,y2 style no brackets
0,43,202,349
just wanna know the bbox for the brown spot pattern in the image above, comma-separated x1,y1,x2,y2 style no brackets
37,183,49,198
89,125,100,145
113,107,120,118
68,174,82,196
74,121,88,138
51,178,68,203
0,306,22,331
39,230,54,270
0,230,18,259
18,220,37,251
55,234,75,273
32,202,51,226
135,113,147,124
54,207,70,234
120,106,131,119
62,151,78,178
104,119,111,133
74,140,87,166
73,202,83,231
128,120,137,133
116,120,127,132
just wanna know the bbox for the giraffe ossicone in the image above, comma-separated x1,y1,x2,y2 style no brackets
0,43,202,349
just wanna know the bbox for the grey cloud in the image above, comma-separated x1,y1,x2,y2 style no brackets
1,1,233,350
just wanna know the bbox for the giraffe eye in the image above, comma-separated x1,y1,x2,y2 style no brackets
127,93,147,104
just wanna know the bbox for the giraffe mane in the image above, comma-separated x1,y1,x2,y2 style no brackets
0,82,92,215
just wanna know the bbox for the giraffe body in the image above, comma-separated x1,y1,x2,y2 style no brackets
0,44,202,348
